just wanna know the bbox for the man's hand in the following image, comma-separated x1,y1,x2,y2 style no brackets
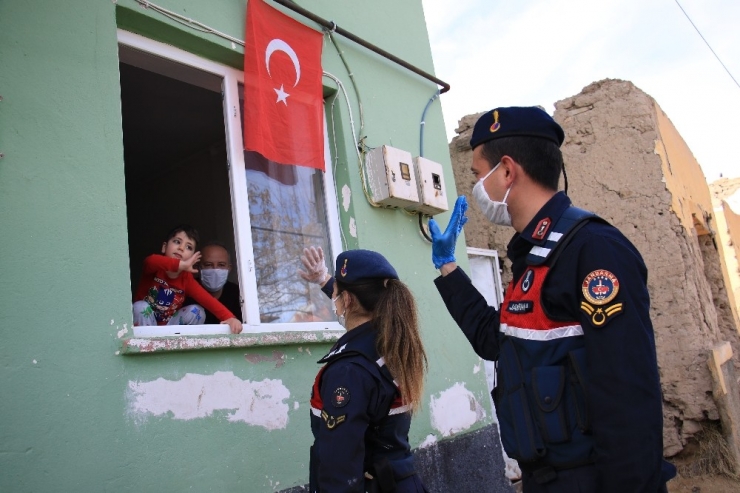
179,251,202,274
298,246,330,286
222,317,243,334
428,196,468,270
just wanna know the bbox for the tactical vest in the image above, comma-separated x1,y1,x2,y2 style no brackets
495,207,602,469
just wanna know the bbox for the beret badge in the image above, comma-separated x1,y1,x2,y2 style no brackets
340,258,348,277
489,109,501,133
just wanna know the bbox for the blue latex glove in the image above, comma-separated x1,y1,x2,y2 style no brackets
428,196,468,269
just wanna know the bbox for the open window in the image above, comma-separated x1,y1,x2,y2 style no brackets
118,31,342,337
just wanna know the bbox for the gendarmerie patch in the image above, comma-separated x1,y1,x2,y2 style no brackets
321,410,346,430
507,301,533,314
521,269,535,293
332,387,350,408
581,269,619,305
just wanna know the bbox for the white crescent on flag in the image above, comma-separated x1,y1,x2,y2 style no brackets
265,39,301,105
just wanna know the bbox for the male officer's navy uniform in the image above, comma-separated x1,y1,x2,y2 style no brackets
309,250,426,493
434,108,675,492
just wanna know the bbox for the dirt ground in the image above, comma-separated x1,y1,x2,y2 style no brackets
668,475,740,492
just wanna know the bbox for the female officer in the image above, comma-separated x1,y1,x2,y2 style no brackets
299,247,429,493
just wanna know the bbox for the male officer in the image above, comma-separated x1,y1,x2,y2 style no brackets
428,106,675,492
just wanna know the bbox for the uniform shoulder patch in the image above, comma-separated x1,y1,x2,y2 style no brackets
580,300,624,328
321,410,346,430
581,269,619,305
332,387,350,408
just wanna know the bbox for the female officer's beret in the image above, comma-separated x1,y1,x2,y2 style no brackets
470,106,565,149
335,249,398,284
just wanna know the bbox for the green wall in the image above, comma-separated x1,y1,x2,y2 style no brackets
0,1,492,491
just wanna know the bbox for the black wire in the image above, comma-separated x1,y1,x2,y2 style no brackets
419,213,432,242
674,0,740,90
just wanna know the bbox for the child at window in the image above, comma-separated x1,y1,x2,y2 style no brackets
132,224,243,334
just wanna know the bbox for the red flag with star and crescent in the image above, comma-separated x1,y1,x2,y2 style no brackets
243,0,324,171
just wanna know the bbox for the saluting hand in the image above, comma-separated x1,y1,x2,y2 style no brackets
428,196,468,269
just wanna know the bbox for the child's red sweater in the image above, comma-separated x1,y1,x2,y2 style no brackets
134,254,235,325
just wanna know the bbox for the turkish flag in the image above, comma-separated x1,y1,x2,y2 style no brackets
243,0,324,171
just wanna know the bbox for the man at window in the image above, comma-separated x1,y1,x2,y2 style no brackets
196,242,243,324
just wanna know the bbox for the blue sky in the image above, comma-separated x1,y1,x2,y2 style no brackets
421,0,740,181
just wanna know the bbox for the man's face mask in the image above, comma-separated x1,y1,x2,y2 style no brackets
472,161,513,226
200,268,229,292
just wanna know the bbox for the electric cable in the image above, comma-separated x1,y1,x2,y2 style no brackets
673,0,740,90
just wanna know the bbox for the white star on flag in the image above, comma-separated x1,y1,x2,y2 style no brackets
274,84,289,105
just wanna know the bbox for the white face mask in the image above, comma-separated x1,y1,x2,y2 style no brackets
331,295,346,328
200,268,229,292
472,162,512,226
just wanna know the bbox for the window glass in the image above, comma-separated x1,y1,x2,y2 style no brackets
240,85,335,324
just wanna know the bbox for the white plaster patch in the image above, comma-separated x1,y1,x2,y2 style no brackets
110,319,114,325
294,401,300,410
429,382,486,437
342,184,351,212
127,371,290,430
418,434,437,448
32,360,37,364
117,326,129,338
114,351,120,356
349,217,357,237
473,362,481,374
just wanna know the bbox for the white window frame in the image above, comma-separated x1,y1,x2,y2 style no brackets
119,30,343,337
466,247,504,308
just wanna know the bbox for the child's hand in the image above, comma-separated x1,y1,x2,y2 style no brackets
222,317,243,334
179,251,202,274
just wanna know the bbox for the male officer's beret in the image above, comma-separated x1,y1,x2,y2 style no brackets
335,249,399,284
470,106,565,149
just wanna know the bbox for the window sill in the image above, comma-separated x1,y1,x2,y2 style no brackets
120,329,344,355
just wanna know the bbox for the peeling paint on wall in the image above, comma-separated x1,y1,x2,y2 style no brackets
418,434,437,448
127,371,290,430
117,324,129,338
244,350,285,368
342,184,351,212
349,217,357,237
429,382,486,437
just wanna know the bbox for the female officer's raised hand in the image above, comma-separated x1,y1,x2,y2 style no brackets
298,246,330,285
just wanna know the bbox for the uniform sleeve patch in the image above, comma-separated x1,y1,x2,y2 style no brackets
332,387,350,408
580,301,624,328
581,269,619,305
321,410,346,430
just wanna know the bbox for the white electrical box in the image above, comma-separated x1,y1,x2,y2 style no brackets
365,145,420,208
406,156,449,215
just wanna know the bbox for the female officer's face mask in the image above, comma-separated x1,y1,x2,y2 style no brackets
472,162,512,227
332,295,346,328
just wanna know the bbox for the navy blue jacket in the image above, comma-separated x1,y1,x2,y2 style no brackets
309,286,417,493
435,192,674,492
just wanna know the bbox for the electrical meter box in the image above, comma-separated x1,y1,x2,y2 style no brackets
406,156,449,215
365,145,420,208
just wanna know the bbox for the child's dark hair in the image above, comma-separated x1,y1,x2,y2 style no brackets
165,224,200,249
